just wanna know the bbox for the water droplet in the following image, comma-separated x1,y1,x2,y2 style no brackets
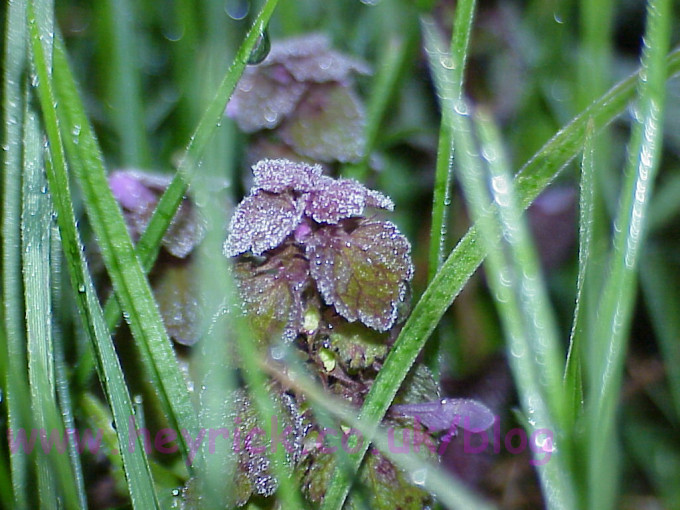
360,0,380,5
410,468,428,486
78,284,86,293
225,0,249,20
247,30,271,65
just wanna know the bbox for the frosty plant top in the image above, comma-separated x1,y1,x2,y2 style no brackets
224,159,413,339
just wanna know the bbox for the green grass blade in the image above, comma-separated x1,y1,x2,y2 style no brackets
563,119,596,425
52,35,199,465
22,100,82,509
28,4,161,508
471,109,574,509
97,0,151,167
2,0,31,506
424,0,477,281
320,42,680,510
586,1,672,509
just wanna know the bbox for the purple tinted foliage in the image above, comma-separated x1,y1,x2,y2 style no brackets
108,169,205,258
279,84,366,163
252,158,323,192
305,220,412,331
225,159,412,334
234,246,310,343
226,34,369,163
391,398,495,433
264,33,370,83
225,189,305,257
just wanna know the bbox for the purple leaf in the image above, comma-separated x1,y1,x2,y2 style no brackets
391,399,495,433
280,84,366,163
226,67,307,132
224,190,304,257
305,219,413,331
234,246,310,343
108,169,205,258
265,33,370,84
306,176,367,224
251,158,323,193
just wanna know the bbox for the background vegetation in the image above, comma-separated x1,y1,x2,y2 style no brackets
2,0,680,508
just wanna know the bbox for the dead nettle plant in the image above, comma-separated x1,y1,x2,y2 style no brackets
107,35,494,509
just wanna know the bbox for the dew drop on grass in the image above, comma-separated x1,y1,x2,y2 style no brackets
225,0,249,20
248,30,271,65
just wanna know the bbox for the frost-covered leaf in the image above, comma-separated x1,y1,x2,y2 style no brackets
234,245,310,343
306,176,367,224
226,389,312,506
391,399,495,434
365,188,395,211
264,33,370,84
305,219,413,331
153,263,199,346
226,66,307,132
108,169,206,258
224,190,304,257
327,319,388,370
280,84,366,163
299,450,432,510
252,158,323,193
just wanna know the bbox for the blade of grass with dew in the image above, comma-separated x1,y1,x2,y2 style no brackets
563,119,596,427
424,0,477,281
587,1,671,509
2,0,31,506
47,36,199,462
472,109,574,509
320,40,680,510
67,0,280,387
421,3,476,374
22,96,82,509
98,0,150,167
28,6,161,507
260,357,497,510
0,321,16,510
51,226,88,509
640,252,680,422
23,2,83,505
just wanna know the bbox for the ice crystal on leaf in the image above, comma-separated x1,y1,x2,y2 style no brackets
306,219,413,331
225,190,305,257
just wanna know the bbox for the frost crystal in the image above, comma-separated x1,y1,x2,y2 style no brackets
224,190,304,257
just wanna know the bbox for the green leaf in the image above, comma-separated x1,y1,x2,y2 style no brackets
320,38,680,510
281,84,366,163
328,320,388,371
306,219,413,332
234,245,310,343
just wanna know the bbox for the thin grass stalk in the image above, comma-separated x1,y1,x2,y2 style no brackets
2,0,31,504
587,1,672,508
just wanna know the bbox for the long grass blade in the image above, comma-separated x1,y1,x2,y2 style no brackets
2,1,31,505
425,0,477,281
563,119,596,424
586,1,671,508
28,4,161,507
